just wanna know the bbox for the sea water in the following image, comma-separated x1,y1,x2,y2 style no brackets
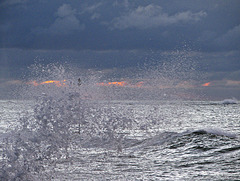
0,98,239,180
0,62,239,180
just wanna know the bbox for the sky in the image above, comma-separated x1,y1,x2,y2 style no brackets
0,0,240,100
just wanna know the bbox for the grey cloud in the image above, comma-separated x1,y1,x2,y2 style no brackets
111,4,207,30
0,0,239,52
49,4,85,34
113,0,130,9
82,2,102,13
56,3,76,17
80,2,103,20
34,4,85,35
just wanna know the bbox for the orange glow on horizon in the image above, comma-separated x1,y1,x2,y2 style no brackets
27,80,66,87
202,82,211,87
97,81,144,88
40,80,66,87
108,81,127,86
96,81,127,87
27,80,210,89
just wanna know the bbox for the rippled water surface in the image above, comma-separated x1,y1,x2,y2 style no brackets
0,100,239,180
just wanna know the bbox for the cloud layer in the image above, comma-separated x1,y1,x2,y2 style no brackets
111,4,207,29
0,0,240,100
0,0,239,51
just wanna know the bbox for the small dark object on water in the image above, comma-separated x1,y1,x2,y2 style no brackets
78,78,81,86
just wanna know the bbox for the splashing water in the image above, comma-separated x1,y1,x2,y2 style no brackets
0,64,140,180
1,55,239,180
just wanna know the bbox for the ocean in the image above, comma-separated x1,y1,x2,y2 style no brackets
0,98,239,180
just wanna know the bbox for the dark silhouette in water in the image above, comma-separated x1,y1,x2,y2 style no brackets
78,78,81,86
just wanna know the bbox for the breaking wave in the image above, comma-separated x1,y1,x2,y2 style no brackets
0,62,239,180
220,98,238,104
0,64,140,180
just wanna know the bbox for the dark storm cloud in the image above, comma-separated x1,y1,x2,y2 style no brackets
0,0,240,100
0,0,240,51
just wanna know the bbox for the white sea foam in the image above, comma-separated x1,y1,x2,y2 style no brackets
220,98,238,104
